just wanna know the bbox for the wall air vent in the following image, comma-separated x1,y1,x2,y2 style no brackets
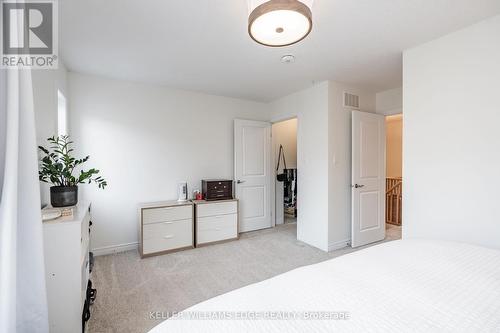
343,92,360,109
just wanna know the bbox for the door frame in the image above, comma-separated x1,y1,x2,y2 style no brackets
234,119,273,232
270,116,299,228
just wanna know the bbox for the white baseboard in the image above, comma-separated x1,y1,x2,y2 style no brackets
328,239,351,252
92,242,139,256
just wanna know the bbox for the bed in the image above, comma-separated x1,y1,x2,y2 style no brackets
149,240,500,332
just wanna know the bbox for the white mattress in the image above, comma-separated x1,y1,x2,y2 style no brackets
149,240,500,332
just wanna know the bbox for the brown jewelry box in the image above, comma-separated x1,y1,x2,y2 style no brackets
202,179,233,201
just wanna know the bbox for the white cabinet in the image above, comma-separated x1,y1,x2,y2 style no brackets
194,199,239,247
139,201,194,258
43,202,91,333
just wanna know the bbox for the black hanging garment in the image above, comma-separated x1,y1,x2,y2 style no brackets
276,145,288,182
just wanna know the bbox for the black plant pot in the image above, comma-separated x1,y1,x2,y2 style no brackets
50,186,78,207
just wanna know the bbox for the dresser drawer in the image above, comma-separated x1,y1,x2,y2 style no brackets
196,201,237,218
206,190,231,200
196,214,237,245
142,219,193,254
142,205,192,225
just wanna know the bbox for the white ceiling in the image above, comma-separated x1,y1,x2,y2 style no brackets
60,0,500,102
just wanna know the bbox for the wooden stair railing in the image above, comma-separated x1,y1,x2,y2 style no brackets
386,177,402,225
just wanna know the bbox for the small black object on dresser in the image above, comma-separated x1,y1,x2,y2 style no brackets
202,179,233,201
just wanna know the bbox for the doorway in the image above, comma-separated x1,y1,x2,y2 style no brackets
272,118,298,227
385,114,403,235
351,111,386,247
351,111,403,247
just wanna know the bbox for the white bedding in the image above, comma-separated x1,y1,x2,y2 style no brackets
149,240,500,332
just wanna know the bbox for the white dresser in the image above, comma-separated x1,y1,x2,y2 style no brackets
43,202,91,333
194,199,239,247
139,201,194,258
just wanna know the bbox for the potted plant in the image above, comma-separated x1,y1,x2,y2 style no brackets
38,135,107,207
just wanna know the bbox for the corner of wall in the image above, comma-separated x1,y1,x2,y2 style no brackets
375,87,403,115
270,82,330,252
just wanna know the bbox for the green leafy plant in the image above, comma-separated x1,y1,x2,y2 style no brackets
38,135,107,189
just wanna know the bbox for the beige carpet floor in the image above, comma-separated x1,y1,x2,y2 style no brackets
88,223,401,333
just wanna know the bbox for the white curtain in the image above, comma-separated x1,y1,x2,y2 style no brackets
0,41,50,333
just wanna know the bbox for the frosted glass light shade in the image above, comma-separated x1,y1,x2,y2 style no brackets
248,0,313,47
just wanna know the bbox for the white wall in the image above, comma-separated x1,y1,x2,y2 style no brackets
270,83,330,251
403,14,500,249
376,87,402,115
328,82,376,250
272,118,297,171
32,63,69,207
69,73,270,254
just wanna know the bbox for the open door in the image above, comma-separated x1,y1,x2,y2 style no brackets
351,111,386,247
234,119,272,233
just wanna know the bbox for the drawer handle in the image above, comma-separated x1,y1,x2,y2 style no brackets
163,235,174,239
163,221,174,225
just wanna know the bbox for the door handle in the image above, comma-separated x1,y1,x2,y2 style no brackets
237,180,246,184
353,184,365,189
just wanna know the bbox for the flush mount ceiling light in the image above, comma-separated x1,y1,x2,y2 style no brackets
248,0,313,47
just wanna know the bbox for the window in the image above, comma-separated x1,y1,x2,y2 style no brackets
57,90,67,136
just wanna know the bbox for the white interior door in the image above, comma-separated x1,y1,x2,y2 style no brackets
234,119,272,232
351,111,386,247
